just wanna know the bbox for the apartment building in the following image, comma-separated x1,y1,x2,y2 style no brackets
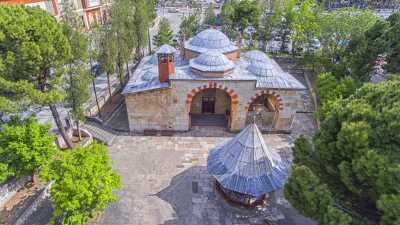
0,0,111,28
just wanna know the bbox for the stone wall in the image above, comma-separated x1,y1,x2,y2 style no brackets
125,80,303,132
0,176,30,207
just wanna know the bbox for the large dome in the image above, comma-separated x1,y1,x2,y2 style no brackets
185,29,238,53
190,52,234,73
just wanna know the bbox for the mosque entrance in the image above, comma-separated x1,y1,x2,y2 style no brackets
190,88,231,128
246,94,279,131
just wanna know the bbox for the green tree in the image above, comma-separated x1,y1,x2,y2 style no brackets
276,0,297,52
62,23,90,141
221,0,261,35
98,26,117,97
153,18,174,47
0,6,73,148
257,1,282,50
0,118,57,183
41,142,121,225
205,3,216,25
291,0,320,56
179,15,200,38
132,0,152,57
315,8,378,71
286,80,400,224
110,0,136,86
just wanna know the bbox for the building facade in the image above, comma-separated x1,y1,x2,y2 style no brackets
123,29,306,133
0,0,110,29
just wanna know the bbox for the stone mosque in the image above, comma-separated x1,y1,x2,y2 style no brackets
122,28,306,133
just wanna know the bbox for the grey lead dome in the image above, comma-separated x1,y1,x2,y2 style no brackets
186,28,238,54
190,52,234,72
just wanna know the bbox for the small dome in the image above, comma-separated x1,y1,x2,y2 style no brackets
243,50,270,63
248,61,277,77
190,52,234,72
156,44,177,54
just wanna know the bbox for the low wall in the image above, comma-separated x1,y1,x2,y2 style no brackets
0,176,30,207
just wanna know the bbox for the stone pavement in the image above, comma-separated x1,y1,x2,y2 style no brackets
92,119,316,225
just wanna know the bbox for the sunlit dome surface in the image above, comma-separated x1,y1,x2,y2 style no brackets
190,52,235,72
243,50,270,63
247,61,278,77
186,28,238,53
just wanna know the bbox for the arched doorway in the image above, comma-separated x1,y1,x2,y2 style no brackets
246,93,282,131
189,88,232,128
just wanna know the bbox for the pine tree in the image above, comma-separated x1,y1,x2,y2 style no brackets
153,18,174,47
205,3,216,25
0,6,73,148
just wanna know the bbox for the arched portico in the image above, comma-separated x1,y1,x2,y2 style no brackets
245,90,284,131
186,82,239,130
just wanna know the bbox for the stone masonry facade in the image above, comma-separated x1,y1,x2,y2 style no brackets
125,80,302,132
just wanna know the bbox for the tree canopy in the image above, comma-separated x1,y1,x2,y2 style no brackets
179,14,200,38
204,3,217,26
0,5,73,148
0,118,57,183
153,18,174,47
41,142,121,225
285,80,400,224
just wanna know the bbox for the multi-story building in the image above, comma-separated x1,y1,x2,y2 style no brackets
0,0,111,29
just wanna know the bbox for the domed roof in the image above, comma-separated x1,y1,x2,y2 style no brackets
185,29,238,54
248,61,279,77
190,52,234,72
243,50,270,63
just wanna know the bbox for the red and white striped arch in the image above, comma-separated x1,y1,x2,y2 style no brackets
245,90,284,111
185,82,239,106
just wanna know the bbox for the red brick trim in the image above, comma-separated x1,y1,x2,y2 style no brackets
186,82,239,106
245,90,284,111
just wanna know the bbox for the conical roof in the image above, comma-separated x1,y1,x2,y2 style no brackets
207,123,288,197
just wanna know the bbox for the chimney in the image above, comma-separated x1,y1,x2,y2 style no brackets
158,53,174,83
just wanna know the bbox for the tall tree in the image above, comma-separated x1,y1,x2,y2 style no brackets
179,14,200,38
132,0,152,57
285,80,400,224
61,3,90,141
41,142,121,225
205,3,216,25
110,0,136,86
315,8,378,71
0,118,57,183
291,0,321,57
0,6,73,148
98,26,117,97
153,18,174,47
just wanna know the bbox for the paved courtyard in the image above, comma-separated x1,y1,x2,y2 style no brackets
91,114,316,225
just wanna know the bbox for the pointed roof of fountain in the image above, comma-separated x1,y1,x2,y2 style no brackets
207,123,289,197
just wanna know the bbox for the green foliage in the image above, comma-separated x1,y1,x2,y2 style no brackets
288,80,400,224
315,8,378,71
340,12,400,81
62,24,90,123
205,4,216,25
42,142,121,225
284,165,334,221
179,15,200,38
133,0,152,55
291,0,321,55
220,0,261,35
0,5,70,111
0,118,56,182
321,206,352,225
153,18,174,47
377,194,400,225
